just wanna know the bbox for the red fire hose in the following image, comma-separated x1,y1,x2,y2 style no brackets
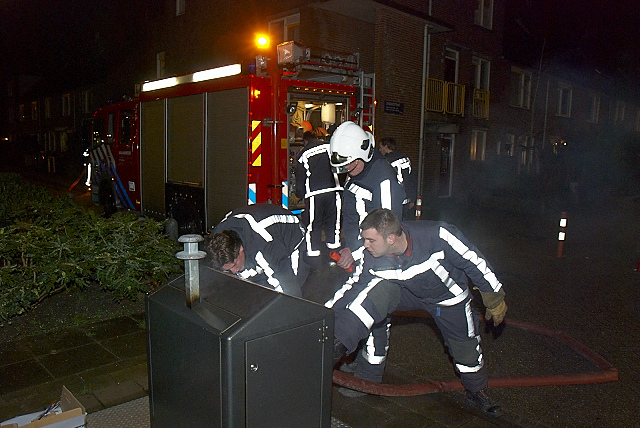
333,311,618,396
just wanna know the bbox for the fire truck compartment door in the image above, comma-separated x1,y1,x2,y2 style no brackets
167,93,205,187
205,87,249,227
140,99,166,219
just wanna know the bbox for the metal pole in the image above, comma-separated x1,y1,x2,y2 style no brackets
417,24,430,197
176,234,207,307
557,212,567,258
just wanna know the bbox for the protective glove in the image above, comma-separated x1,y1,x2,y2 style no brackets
485,300,507,326
479,289,507,326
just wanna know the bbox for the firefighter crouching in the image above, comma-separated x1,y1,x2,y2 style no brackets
206,204,309,297
328,208,508,416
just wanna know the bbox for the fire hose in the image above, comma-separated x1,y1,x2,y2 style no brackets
333,311,618,396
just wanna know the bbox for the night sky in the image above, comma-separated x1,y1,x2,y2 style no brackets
1,1,639,88
537,0,640,75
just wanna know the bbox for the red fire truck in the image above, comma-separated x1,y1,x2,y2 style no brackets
89,41,374,234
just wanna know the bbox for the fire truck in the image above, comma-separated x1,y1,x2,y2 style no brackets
89,41,374,234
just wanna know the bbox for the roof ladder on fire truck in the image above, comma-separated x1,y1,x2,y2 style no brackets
355,71,375,131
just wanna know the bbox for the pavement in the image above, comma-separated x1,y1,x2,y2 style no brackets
2,168,640,427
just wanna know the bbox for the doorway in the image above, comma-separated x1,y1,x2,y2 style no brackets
438,134,454,197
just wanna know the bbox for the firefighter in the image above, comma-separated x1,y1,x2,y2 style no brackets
329,121,406,269
329,121,406,395
206,204,309,297
329,208,507,416
379,137,418,220
295,131,343,270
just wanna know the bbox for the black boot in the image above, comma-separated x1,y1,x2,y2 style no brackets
465,389,502,417
333,338,347,367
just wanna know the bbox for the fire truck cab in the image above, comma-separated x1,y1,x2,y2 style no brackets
90,41,374,235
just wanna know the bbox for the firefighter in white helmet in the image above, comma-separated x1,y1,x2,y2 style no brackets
328,121,406,395
329,121,406,264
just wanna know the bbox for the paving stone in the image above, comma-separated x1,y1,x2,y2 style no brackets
93,380,147,408
38,343,118,378
77,392,104,413
0,360,52,394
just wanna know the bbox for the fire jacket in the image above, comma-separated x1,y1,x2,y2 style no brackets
295,137,342,199
342,151,406,255
212,204,306,296
385,150,417,204
328,219,504,310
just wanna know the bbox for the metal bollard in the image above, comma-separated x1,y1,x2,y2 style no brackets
414,195,422,221
557,212,567,258
176,234,207,307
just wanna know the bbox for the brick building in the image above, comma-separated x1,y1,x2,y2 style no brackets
2,0,639,204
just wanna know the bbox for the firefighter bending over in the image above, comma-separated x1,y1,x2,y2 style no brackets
206,204,309,297
328,208,508,416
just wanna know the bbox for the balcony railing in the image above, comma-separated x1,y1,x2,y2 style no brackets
473,88,489,119
425,78,465,116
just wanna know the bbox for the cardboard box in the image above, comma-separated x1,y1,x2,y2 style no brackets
0,386,86,428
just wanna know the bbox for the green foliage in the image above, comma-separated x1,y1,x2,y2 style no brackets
0,173,182,321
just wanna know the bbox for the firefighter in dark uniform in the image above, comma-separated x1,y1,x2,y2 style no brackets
329,121,406,269
329,208,507,416
207,204,309,297
328,121,406,395
296,131,343,270
379,137,418,220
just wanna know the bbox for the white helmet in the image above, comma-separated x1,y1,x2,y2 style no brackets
329,121,375,173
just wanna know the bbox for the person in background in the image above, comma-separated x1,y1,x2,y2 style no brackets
329,208,507,416
206,204,309,297
295,131,343,271
379,137,417,220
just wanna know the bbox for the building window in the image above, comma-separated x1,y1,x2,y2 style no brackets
156,52,166,79
82,91,91,114
636,109,640,132
31,101,38,120
557,84,572,117
46,131,56,152
472,56,490,90
19,104,25,122
499,134,515,156
510,67,531,109
60,131,69,152
269,13,300,44
588,93,600,123
470,129,486,161
7,82,13,97
176,0,185,16
518,135,534,169
474,0,493,29
45,97,52,119
62,93,72,117
444,48,459,83
613,100,625,123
